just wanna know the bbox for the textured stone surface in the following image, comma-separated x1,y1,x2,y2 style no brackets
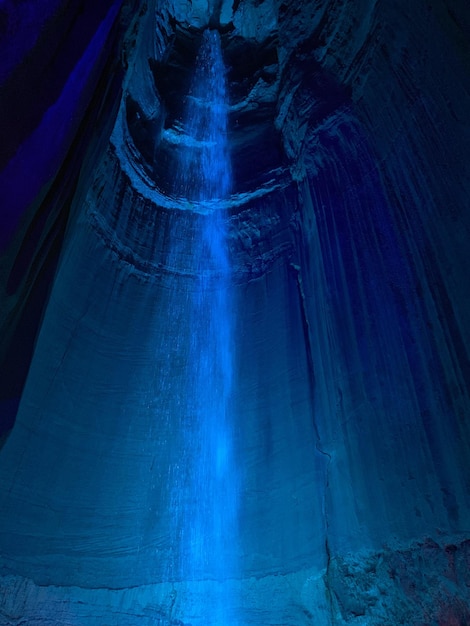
0,0,469,624
328,538,470,625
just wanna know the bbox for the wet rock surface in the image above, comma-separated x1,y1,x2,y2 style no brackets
329,539,470,625
0,0,469,624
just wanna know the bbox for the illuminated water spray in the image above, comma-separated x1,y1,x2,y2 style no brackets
168,29,240,624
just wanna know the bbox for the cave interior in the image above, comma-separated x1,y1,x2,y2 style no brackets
0,0,469,624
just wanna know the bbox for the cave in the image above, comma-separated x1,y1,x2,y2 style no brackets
0,1,469,624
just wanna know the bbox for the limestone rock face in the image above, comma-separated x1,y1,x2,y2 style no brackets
0,0,469,624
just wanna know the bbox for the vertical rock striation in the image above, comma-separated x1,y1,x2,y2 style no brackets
0,0,469,624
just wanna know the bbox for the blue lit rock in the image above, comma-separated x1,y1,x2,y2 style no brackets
0,0,469,624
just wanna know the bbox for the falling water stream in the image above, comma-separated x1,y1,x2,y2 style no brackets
168,29,239,624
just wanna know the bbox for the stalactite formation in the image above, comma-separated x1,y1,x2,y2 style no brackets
0,1,469,624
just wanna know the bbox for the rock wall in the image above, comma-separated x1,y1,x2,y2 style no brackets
0,0,469,624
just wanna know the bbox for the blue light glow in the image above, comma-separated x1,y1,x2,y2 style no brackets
165,29,240,624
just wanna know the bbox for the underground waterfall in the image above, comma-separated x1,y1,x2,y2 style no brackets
166,29,240,624
1,2,469,624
